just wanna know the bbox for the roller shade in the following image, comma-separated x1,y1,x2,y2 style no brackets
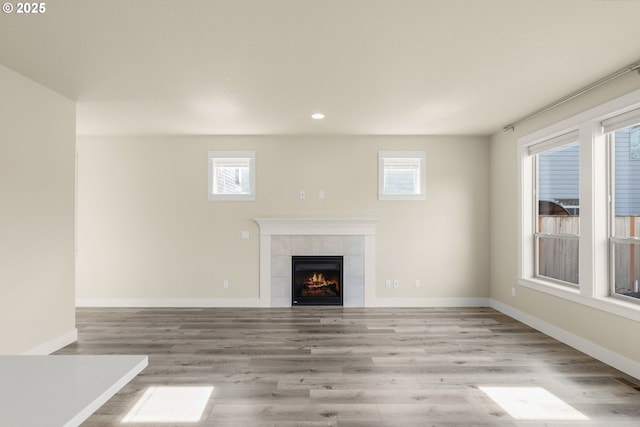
528,130,580,155
602,107,640,134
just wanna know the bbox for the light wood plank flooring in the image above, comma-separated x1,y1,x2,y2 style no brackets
56,307,640,426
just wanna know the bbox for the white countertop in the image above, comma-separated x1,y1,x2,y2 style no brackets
0,355,148,427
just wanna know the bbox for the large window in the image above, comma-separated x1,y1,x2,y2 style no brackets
518,89,640,321
606,111,640,301
207,151,255,201
533,136,580,285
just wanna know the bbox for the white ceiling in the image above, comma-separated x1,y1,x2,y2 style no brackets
1,0,639,136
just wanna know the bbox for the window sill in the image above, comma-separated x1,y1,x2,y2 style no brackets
518,277,640,322
378,194,426,201
208,194,255,202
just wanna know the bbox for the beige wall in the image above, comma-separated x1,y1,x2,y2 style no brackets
490,72,640,364
0,65,76,354
76,135,490,303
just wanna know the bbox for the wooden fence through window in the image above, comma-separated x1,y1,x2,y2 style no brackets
537,216,640,291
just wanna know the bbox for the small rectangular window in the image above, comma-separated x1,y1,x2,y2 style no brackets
378,151,426,201
207,151,255,201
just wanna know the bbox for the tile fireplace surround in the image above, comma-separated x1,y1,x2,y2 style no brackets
254,218,378,307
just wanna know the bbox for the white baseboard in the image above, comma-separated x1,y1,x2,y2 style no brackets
367,297,490,307
23,329,78,355
76,298,261,308
77,297,488,308
490,299,640,380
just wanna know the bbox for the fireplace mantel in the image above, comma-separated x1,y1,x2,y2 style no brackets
254,217,378,236
254,217,379,307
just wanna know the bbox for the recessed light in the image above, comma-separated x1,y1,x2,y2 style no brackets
311,113,325,120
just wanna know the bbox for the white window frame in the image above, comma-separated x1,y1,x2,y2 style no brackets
518,88,640,322
207,150,256,201
605,112,640,303
378,150,426,201
531,133,580,287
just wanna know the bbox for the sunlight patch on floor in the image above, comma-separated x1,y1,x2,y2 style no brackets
122,386,213,423
479,386,589,421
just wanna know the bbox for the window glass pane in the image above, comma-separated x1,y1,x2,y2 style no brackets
535,140,579,285
537,141,580,230
612,242,640,298
537,236,579,284
383,158,420,194
612,124,640,300
213,158,250,195
613,125,640,231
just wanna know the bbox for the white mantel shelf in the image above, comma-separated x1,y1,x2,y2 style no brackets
254,217,379,307
254,217,379,236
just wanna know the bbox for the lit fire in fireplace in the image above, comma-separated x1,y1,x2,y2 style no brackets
292,256,343,305
302,272,339,296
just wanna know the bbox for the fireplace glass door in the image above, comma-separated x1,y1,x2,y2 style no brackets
292,256,343,306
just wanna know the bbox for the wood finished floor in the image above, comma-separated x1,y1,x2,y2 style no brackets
56,307,640,427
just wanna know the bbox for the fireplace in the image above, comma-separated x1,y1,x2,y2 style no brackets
292,256,343,306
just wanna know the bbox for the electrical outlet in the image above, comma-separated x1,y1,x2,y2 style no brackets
385,280,391,288
223,280,229,288
415,280,421,288
319,190,325,199
511,287,516,297
393,280,399,288
299,191,305,199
